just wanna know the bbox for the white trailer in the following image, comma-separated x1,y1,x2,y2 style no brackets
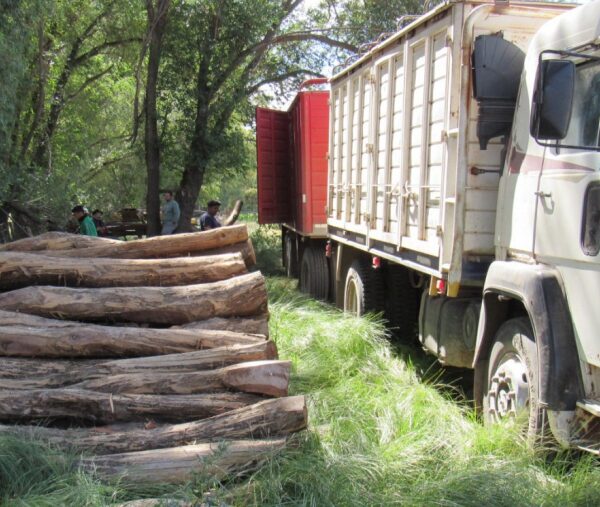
321,0,600,449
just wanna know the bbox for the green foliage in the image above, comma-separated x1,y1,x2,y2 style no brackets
250,224,284,276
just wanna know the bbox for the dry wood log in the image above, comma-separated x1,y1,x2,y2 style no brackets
0,341,278,385
80,438,286,484
0,396,307,454
195,239,256,268
0,359,289,396
0,321,263,358
70,360,290,396
0,251,247,290
177,314,269,337
40,224,248,259
0,309,80,328
0,388,262,423
0,271,268,324
223,200,243,226
0,231,120,252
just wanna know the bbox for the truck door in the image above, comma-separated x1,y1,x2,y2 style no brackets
533,57,600,370
256,108,291,224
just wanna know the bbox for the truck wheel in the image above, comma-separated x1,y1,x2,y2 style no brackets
299,246,329,300
483,317,543,438
384,265,419,339
343,260,384,316
284,233,298,278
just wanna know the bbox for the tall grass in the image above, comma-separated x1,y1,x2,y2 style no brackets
1,267,598,504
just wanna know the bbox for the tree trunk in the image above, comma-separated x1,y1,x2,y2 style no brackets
0,251,247,289
0,314,263,358
40,224,248,258
195,239,256,268
144,0,171,237
0,388,262,423
0,341,278,382
80,438,286,484
64,360,290,396
177,314,268,337
0,231,120,252
0,271,268,324
0,358,287,396
0,395,306,454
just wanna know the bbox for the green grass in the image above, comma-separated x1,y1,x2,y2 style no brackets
1,238,599,505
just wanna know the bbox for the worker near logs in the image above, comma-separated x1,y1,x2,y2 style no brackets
91,209,108,236
200,200,222,231
161,191,180,235
71,205,98,237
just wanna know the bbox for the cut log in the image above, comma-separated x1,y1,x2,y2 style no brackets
0,341,278,385
0,321,263,358
80,438,286,484
0,231,120,252
178,314,269,337
40,224,248,259
223,200,243,226
70,360,290,396
0,396,307,454
0,271,268,324
0,388,262,423
0,251,247,289
0,309,81,328
195,239,256,268
0,359,289,396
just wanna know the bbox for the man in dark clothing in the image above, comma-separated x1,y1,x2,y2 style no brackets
200,200,222,231
71,205,98,236
91,209,108,236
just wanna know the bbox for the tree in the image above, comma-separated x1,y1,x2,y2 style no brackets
156,0,355,230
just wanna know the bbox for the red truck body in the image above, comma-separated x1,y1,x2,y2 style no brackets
256,86,329,236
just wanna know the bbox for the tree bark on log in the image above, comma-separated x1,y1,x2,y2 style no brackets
0,396,307,454
0,320,263,358
0,251,247,289
80,438,286,484
0,271,268,324
41,224,249,259
176,314,269,337
0,358,288,396
0,388,262,423
194,239,256,268
0,232,120,252
0,341,278,384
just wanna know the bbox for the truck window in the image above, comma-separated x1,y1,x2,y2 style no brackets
563,59,600,150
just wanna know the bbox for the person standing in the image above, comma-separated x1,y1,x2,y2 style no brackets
200,200,222,231
71,205,98,236
161,190,180,235
91,209,108,236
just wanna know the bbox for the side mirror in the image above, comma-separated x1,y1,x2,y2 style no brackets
531,59,575,140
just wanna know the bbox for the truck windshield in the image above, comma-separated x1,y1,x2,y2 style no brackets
562,58,600,151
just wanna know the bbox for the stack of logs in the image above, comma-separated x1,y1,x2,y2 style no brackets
0,225,306,484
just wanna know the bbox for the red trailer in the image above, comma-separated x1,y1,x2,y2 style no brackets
256,79,330,298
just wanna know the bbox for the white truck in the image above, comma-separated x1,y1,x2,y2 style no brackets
299,0,600,449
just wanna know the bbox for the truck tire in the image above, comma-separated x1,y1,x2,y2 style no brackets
299,246,329,300
284,232,298,278
483,317,544,439
384,265,420,339
343,260,384,316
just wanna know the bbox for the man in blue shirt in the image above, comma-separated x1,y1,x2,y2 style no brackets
200,200,222,231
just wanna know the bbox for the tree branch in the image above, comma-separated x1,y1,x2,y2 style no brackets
73,38,142,67
66,65,114,101
247,69,324,95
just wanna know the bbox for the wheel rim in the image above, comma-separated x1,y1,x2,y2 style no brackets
344,278,359,315
487,352,530,422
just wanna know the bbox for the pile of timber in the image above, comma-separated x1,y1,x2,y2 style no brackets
0,226,306,484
